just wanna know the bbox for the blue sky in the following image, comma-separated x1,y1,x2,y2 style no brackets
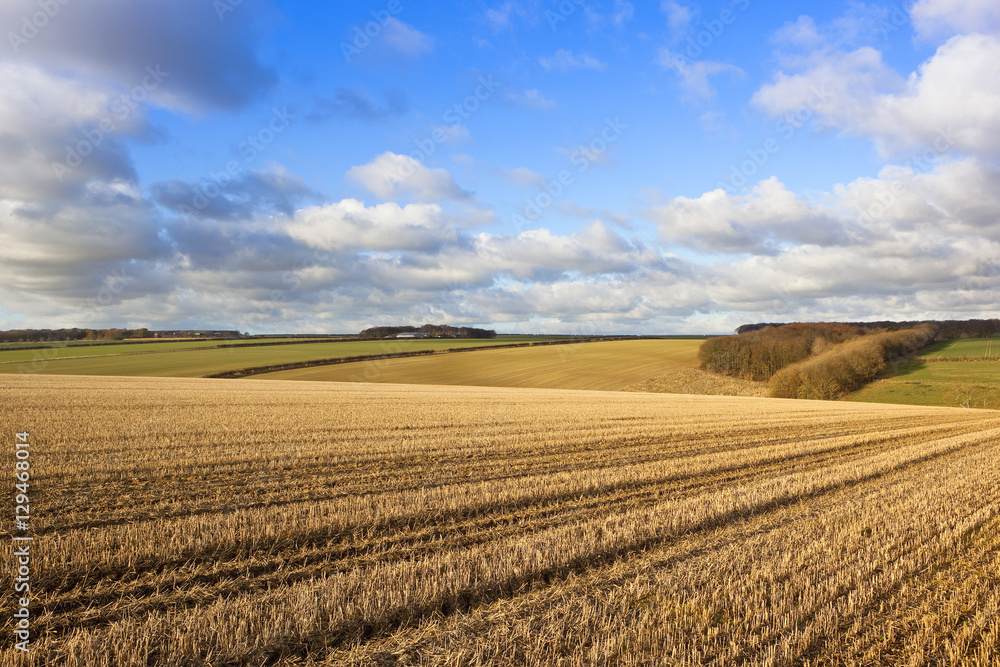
1,0,998,334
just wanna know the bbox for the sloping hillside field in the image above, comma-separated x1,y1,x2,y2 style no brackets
0,337,561,378
847,337,1000,409
3,374,1000,665
259,339,708,391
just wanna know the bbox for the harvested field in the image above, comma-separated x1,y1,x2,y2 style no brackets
2,374,999,665
257,339,704,391
621,367,769,397
0,337,563,378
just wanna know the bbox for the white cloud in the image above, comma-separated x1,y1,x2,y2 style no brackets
699,111,738,140
431,124,471,143
661,1,694,36
771,15,824,49
752,35,1000,157
380,19,434,57
285,199,457,252
614,0,635,26
649,177,845,254
540,49,606,72
751,47,901,123
6,0,1000,334
504,167,547,188
9,154,1000,331
632,159,1000,324
0,0,275,113
0,63,150,200
485,2,523,30
911,0,1000,40
346,152,470,202
505,88,557,111
460,221,662,283
658,50,743,102
835,159,1000,237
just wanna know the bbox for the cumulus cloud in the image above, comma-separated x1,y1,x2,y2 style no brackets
152,165,320,221
539,49,606,72
346,152,471,202
472,222,656,280
0,0,276,113
285,199,458,252
5,0,1000,334
910,0,1000,40
0,63,151,201
307,88,407,123
835,159,1000,237
751,46,901,129
8,155,1000,331
649,178,846,254
379,19,434,57
661,0,695,36
505,88,557,111
504,167,547,188
658,50,743,102
614,1,635,26
0,194,171,321
771,15,825,49
753,33,1000,157
433,124,471,143
485,2,524,30
637,158,1000,325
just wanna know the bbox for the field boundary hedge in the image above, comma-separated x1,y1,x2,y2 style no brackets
207,337,649,379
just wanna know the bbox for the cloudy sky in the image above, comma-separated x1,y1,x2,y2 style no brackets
1,0,998,334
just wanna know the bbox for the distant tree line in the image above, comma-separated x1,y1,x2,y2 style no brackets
736,318,1000,338
699,322,862,382
0,328,248,343
358,324,496,339
701,320,944,400
769,325,937,399
0,328,150,343
357,326,419,339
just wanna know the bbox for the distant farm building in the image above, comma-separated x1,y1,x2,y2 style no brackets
395,332,434,339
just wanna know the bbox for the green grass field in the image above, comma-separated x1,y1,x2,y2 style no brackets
258,339,705,391
918,337,1000,359
846,338,1000,409
0,337,566,377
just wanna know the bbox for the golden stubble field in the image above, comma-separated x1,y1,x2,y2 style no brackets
1,373,999,665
